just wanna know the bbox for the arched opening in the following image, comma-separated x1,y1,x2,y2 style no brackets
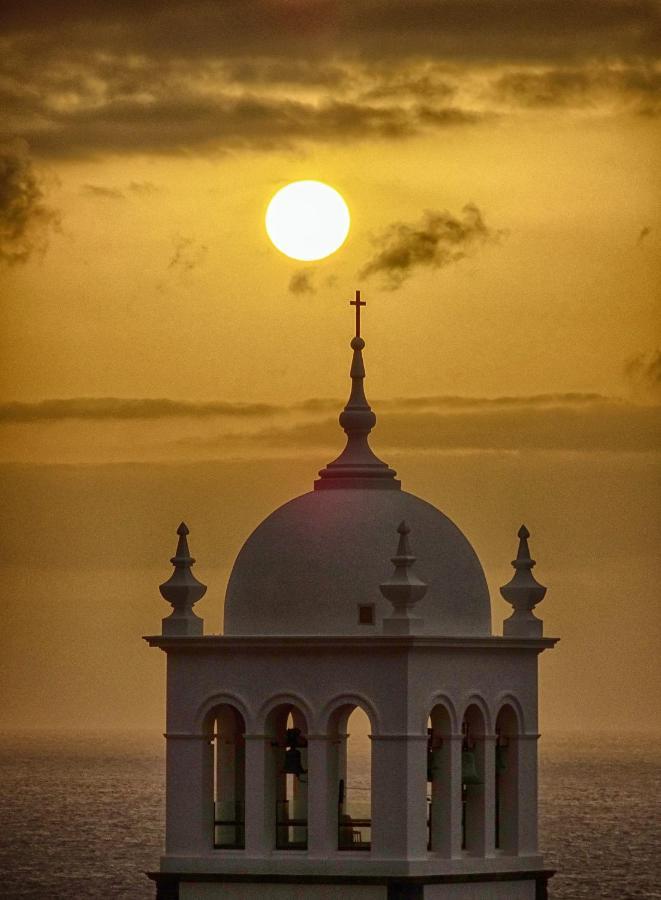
461,704,486,854
329,705,372,851
495,704,519,853
265,704,308,850
209,704,246,849
427,704,453,852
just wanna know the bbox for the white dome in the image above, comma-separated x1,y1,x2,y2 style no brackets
223,488,491,636
224,329,492,637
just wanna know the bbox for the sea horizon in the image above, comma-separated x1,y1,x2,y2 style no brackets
1,729,659,899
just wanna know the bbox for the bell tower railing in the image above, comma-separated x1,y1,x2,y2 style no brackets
213,800,245,850
337,777,371,850
275,799,308,850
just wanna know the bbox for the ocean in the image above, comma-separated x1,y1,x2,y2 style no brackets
1,731,659,899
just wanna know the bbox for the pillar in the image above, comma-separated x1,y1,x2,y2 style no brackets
516,733,540,855
464,732,496,856
243,733,270,855
482,734,497,856
430,733,463,857
307,734,336,855
164,733,213,855
371,733,428,858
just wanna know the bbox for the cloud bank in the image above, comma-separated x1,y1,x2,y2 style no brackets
0,1,657,159
2,394,658,458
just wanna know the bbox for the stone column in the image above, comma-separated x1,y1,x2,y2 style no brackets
164,733,213,855
307,734,336,856
430,733,463,857
371,733,428,858
243,733,270,855
482,734,497,857
464,733,496,857
516,733,540,855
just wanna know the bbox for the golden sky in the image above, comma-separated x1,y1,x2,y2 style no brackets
0,1,659,733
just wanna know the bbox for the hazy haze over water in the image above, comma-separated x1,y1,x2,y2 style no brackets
1,731,659,899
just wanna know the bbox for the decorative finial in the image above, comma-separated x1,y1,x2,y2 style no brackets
159,521,206,636
500,524,546,637
350,289,366,338
315,290,400,491
380,521,427,634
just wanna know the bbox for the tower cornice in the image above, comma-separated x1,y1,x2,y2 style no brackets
145,634,558,653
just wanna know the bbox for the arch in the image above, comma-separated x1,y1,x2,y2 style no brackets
319,692,380,736
425,693,459,735
195,692,252,734
206,702,246,850
427,698,458,854
460,694,492,735
257,692,314,734
494,702,521,853
324,700,373,852
494,693,525,734
263,700,310,851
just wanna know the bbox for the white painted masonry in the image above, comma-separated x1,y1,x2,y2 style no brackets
147,321,558,899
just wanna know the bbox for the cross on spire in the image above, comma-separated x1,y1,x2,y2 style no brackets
350,289,366,338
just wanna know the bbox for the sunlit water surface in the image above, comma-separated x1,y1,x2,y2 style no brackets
1,732,659,899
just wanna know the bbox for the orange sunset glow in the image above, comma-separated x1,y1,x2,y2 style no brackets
2,3,659,737
0,2,659,896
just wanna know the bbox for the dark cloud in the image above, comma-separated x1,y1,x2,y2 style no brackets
128,181,158,195
168,235,208,272
0,391,643,426
210,398,661,456
2,89,480,158
1,1,657,63
415,106,486,127
81,184,124,199
492,64,661,115
637,226,652,244
377,392,611,411
0,397,281,423
289,270,316,295
359,204,499,289
1,1,657,158
223,58,347,88
359,71,456,102
624,350,661,400
0,142,58,265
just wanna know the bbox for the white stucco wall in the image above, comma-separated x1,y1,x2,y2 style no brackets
154,634,551,879
178,877,537,899
180,884,385,900
424,881,535,899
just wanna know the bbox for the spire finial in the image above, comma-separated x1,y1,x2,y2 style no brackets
315,290,400,491
350,288,366,338
160,522,206,636
380,521,427,634
500,524,546,637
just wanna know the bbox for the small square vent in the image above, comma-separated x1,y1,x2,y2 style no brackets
358,604,375,625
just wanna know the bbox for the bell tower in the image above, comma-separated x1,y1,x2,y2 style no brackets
146,292,558,899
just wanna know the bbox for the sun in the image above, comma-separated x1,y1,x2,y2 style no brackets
265,180,350,261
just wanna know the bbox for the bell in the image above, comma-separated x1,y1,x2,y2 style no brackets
495,743,507,774
283,747,307,777
286,727,305,748
461,749,482,785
